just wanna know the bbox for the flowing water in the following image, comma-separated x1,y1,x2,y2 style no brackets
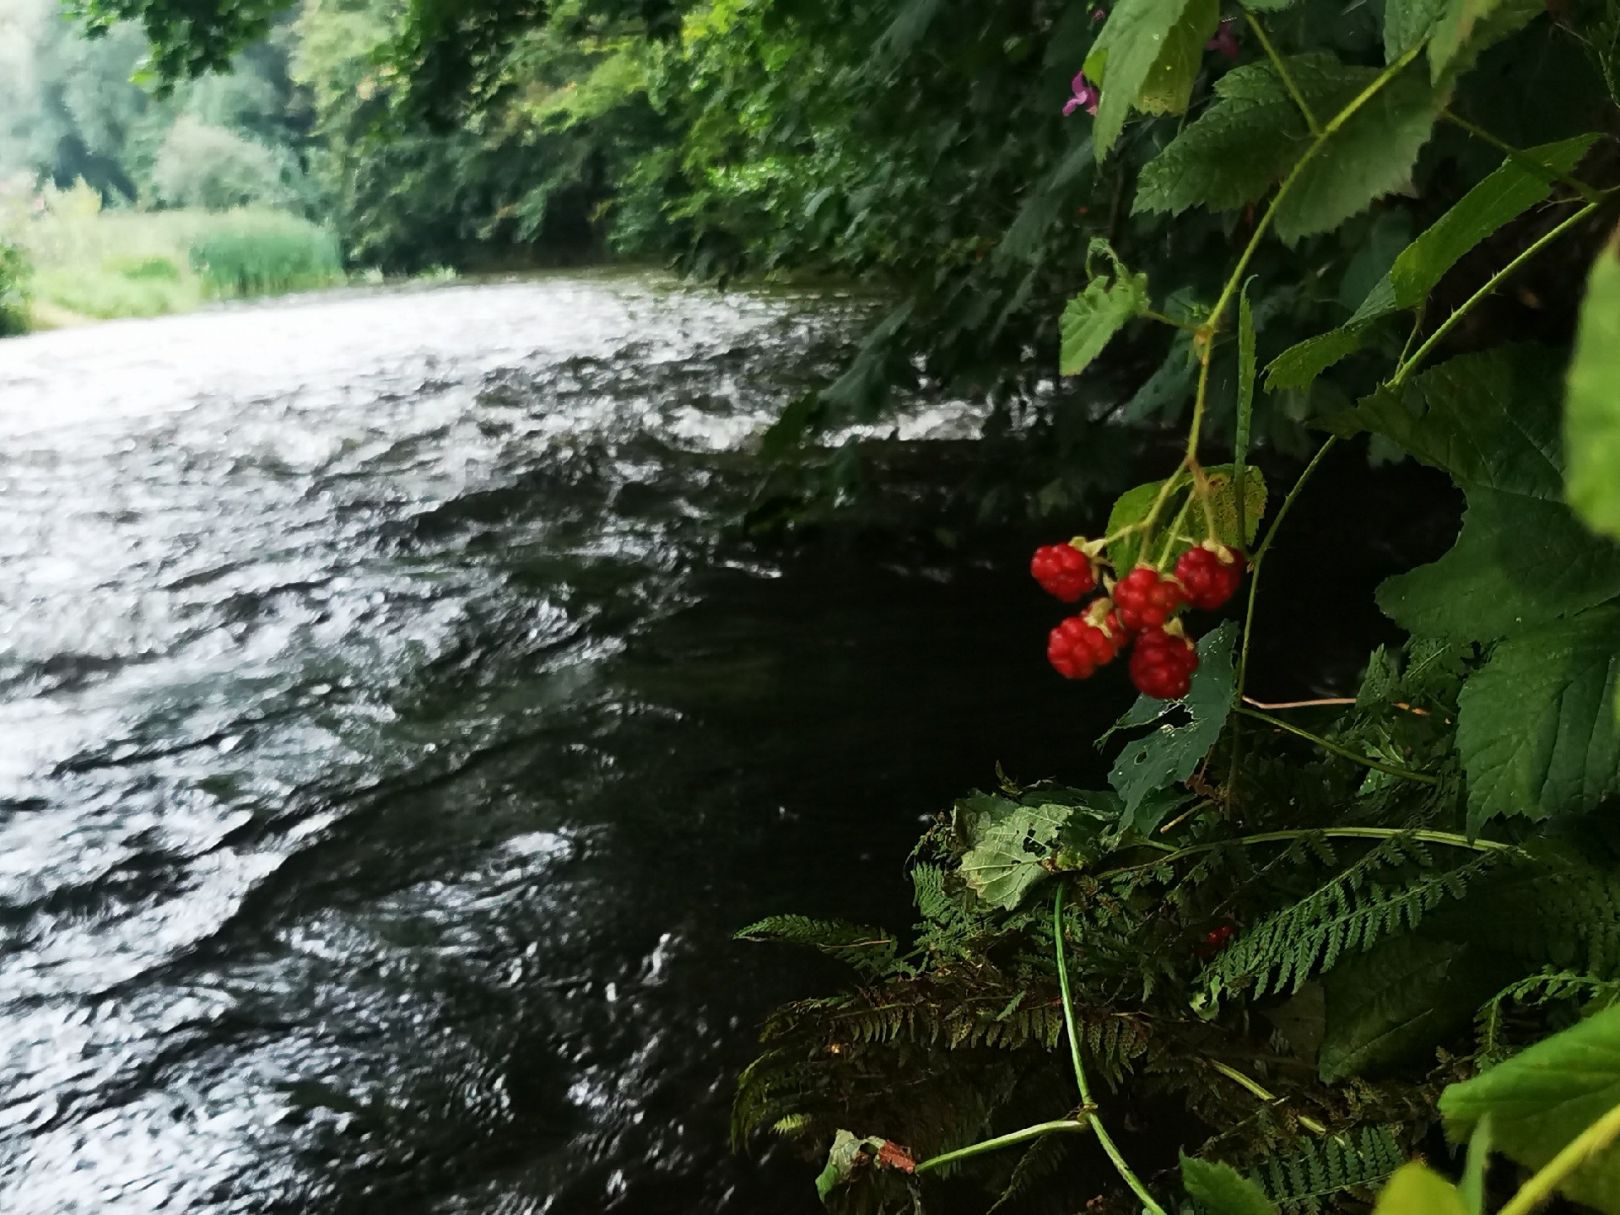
0,273,1116,1214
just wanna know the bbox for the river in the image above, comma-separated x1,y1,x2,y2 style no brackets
0,272,1156,1213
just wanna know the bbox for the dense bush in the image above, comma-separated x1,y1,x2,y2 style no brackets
186,208,341,296
0,240,29,335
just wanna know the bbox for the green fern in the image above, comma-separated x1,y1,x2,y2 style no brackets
1252,1125,1406,1212
1475,967,1620,1063
1201,843,1498,1004
735,915,908,979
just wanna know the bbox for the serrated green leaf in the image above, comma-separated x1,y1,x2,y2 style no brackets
1109,622,1238,819
1182,1153,1279,1215
1429,0,1516,79
1370,1163,1468,1215
1104,465,1267,573
1355,346,1620,640
959,801,1074,909
1136,54,1445,242
1060,245,1150,376
1456,607,1620,832
1320,935,1490,1082
1384,0,1445,62
1137,0,1220,116
1391,136,1600,307
1567,230,1620,545
1091,0,1202,157
1266,328,1368,392
1440,1005,1620,1213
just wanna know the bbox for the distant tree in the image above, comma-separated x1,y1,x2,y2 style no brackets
148,116,305,209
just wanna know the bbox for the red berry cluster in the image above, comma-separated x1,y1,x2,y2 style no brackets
1031,537,1246,700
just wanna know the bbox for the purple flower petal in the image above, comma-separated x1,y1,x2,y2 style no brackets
1063,97,1081,115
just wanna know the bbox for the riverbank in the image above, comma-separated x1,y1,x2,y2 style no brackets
1,187,347,328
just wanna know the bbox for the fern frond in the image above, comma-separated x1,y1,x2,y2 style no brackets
1253,1124,1405,1213
1202,845,1498,1004
736,915,907,979
1475,967,1620,1064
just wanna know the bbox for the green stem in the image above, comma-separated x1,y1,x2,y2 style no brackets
1229,434,1339,786
1243,10,1319,134
1207,1060,1329,1135
1498,1099,1620,1215
1205,42,1425,336
1099,826,1515,879
1234,704,1440,784
913,1118,1092,1174
1142,308,1201,333
1442,110,1602,203
1054,888,1169,1215
1392,200,1601,386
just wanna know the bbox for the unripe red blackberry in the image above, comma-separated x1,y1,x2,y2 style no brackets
1047,601,1125,680
1030,541,1097,603
1129,625,1199,699
1175,543,1245,611
1113,565,1186,631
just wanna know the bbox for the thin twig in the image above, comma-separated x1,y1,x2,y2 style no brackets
1235,704,1440,783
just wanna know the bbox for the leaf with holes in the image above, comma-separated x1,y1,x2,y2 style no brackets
1109,623,1237,820
958,801,1075,910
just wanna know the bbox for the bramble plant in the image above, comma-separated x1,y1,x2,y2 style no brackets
736,1,1620,1211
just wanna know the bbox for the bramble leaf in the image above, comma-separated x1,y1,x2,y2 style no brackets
958,799,1074,909
1370,1163,1468,1215
1182,1154,1279,1215
1104,465,1266,573
1456,606,1620,832
1136,0,1220,116
1109,622,1237,820
1266,328,1368,392
1059,243,1150,376
1091,0,1205,157
1390,136,1600,307
1567,230,1620,545
1136,54,1445,242
1440,1005,1620,1213
1354,346,1620,640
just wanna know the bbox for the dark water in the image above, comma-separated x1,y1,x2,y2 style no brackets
0,273,1455,1214
0,274,1111,1215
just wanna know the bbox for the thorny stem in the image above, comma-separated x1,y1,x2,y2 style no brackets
1054,888,1170,1215
1498,1099,1620,1215
1142,308,1201,333
1101,826,1516,879
1206,1059,1329,1135
1243,10,1320,134
913,1118,1092,1174
1392,199,1602,385
1442,110,1603,203
1235,704,1440,784
1244,695,1357,710
1227,435,1338,786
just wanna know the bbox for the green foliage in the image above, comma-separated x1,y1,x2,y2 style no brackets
1058,241,1149,376
1456,608,1620,831
1255,1126,1406,1212
0,241,29,336
186,208,341,296
1441,1005,1620,1212
735,916,904,980
1184,1154,1280,1215
1089,0,1216,156
1369,1162,1467,1215
1109,622,1237,825
1567,231,1620,545
1201,839,1497,1006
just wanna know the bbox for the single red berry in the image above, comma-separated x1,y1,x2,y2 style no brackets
1047,603,1125,680
1113,565,1186,631
1205,923,1235,949
1129,626,1199,699
1030,542,1097,603
1175,544,1245,611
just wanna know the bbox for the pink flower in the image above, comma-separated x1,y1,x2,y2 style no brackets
1063,71,1099,117
1090,7,1106,22
1206,17,1240,60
